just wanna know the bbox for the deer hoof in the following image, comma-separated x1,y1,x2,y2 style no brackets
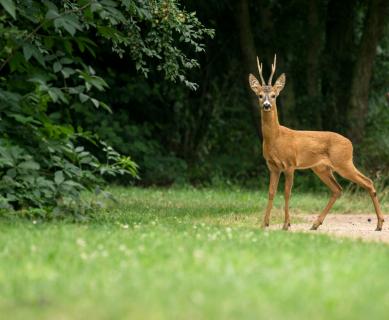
310,224,319,231
261,223,269,229
282,224,290,231
375,219,384,231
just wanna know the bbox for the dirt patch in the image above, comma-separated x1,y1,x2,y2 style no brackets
271,214,389,244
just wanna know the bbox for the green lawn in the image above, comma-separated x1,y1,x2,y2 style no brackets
1,187,389,319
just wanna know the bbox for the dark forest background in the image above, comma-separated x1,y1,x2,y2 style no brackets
1,0,388,213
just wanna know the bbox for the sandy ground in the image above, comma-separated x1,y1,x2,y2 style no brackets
271,214,389,244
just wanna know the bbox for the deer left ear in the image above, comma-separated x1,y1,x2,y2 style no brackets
274,73,286,95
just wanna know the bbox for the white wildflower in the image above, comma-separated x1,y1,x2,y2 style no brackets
193,249,204,260
76,238,86,247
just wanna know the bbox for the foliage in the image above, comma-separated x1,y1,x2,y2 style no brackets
1,187,389,319
0,0,213,212
0,85,137,213
75,92,190,186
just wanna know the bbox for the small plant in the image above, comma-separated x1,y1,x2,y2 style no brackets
0,137,137,215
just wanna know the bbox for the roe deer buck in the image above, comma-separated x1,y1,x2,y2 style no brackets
248,55,384,231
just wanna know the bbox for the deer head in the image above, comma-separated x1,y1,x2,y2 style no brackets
248,55,285,112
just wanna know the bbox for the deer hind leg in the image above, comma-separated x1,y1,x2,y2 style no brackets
263,170,281,228
282,170,294,230
336,163,384,231
310,165,342,230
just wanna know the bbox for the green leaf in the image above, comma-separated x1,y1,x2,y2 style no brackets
48,89,58,102
22,44,46,66
21,43,45,66
22,43,34,61
75,37,97,57
63,180,84,189
54,15,82,36
79,93,89,103
54,171,64,184
68,86,84,94
33,50,45,67
8,113,39,125
91,98,99,108
53,62,62,72
99,101,112,113
47,87,68,103
60,57,73,64
0,0,16,19
90,77,108,91
6,168,16,178
91,3,103,12
61,67,76,78
45,8,60,20
18,160,40,170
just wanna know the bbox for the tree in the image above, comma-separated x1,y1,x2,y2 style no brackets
236,0,262,141
348,0,389,144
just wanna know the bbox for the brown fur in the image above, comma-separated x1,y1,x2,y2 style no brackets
248,57,384,231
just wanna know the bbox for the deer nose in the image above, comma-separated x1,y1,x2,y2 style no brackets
263,101,271,109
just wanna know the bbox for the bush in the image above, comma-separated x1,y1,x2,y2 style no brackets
0,88,137,213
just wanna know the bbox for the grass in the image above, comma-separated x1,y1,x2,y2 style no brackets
0,187,389,319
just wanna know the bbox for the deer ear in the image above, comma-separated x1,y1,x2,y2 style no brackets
274,73,285,95
249,74,261,93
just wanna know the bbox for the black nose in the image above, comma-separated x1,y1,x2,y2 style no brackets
263,102,271,110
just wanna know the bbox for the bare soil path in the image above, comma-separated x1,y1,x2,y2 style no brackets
271,214,389,244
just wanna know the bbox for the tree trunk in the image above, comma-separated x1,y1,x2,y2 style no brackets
236,0,262,141
306,0,325,129
306,0,320,98
348,0,389,145
321,0,358,133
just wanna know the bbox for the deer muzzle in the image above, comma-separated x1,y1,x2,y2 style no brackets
263,100,272,111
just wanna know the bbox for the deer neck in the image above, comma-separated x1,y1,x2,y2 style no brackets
261,105,280,143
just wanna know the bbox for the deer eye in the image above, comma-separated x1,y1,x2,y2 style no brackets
270,94,276,99
259,94,263,99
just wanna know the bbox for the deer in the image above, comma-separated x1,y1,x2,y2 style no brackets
248,55,384,231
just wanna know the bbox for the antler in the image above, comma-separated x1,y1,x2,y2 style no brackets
256,56,265,85
268,54,277,85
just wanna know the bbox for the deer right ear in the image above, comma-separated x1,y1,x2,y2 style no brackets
249,74,261,93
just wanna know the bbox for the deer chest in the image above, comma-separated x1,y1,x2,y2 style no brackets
263,141,296,170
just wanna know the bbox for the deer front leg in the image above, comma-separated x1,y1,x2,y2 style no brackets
263,169,280,228
283,170,294,230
